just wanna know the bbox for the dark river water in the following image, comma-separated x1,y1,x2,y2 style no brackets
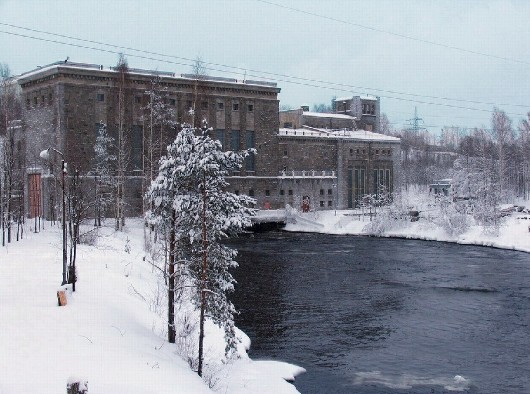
229,232,530,394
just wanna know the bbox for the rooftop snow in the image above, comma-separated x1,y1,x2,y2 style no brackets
302,111,355,120
17,61,277,89
279,128,400,142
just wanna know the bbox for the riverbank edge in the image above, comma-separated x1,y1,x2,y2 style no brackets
282,211,530,255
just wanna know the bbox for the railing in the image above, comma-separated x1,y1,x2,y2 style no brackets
279,170,336,178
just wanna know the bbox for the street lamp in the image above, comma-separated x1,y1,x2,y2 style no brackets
40,148,68,285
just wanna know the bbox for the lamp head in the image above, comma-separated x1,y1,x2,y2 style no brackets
39,148,50,160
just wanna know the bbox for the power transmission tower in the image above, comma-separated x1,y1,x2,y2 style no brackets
405,107,426,135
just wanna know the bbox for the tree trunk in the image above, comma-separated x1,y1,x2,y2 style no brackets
198,179,208,377
168,208,176,343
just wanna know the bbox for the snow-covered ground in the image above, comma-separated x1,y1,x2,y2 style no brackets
284,208,530,253
0,220,304,394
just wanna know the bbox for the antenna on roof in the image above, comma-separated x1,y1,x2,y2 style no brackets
64,56,69,63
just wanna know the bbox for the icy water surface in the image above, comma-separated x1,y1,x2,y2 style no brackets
229,233,530,393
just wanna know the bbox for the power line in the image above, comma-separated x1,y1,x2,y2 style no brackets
254,0,530,66
0,26,528,118
1,22,529,111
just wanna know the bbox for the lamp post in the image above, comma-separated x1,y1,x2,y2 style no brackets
40,148,68,285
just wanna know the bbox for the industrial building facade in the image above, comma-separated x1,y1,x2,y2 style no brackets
16,61,400,219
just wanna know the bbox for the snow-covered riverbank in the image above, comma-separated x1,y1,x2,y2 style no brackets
284,208,530,254
0,220,304,394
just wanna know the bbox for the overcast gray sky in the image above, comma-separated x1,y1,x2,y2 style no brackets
1,0,529,132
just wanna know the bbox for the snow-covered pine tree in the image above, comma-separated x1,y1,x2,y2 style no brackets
147,123,255,377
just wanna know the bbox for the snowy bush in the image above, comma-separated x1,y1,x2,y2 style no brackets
363,192,411,235
434,196,471,237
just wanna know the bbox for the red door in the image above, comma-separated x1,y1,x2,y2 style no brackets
28,174,42,218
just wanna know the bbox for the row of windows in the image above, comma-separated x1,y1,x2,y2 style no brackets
26,93,53,109
99,93,254,113
362,103,376,115
349,148,392,155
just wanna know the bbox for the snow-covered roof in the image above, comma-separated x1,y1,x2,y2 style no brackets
302,111,355,120
333,96,353,102
17,61,278,89
360,95,378,101
333,95,378,102
279,128,400,143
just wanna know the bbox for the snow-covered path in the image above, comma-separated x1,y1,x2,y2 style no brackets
0,222,303,394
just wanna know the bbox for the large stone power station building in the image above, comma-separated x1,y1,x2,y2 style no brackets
14,61,400,219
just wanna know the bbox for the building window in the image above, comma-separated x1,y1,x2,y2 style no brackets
320,201,324,207
168,98,176,106
201,101,208,110
280,189,285,196
234,190,239,195
232,102,239,111
320,189,324,195
187,100,192,110
48,93,53,105
215,129,225,150
328,189,332,195
265,190,270,196
26,98,30,109
135,96,141,104
328,201,333,207
96,93,104,102
231,130,240,151
217,101,224,110
283,122,293,128
34,97,38,105
246,130,255,172
247,103,254,112
283,149,288,157
41,95,45,106
288,189,293,196
376,149,379,154
248,189,255,197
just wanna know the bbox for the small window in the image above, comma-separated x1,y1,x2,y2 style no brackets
320,189,324,195
283,150,288,157
187,100,192,109
234,190,239,195
96,93,105,102
376,149,379,154
350,148,353,154
34,97,38,105
135,96,141,104
201,101,208,110
217,102,224,110
48,93,53,105
41,95,45,106
356,149,360,154
232,102,239,111
283,122,293,128
280,189,285,196
26,98,30,109
328,201,333,207
328,189,332,195
265,190,270,196
247,103,254,112
169,98,176,106
248,189,255,197
288,189,293,196
363,149,366,154
320,201,325,207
